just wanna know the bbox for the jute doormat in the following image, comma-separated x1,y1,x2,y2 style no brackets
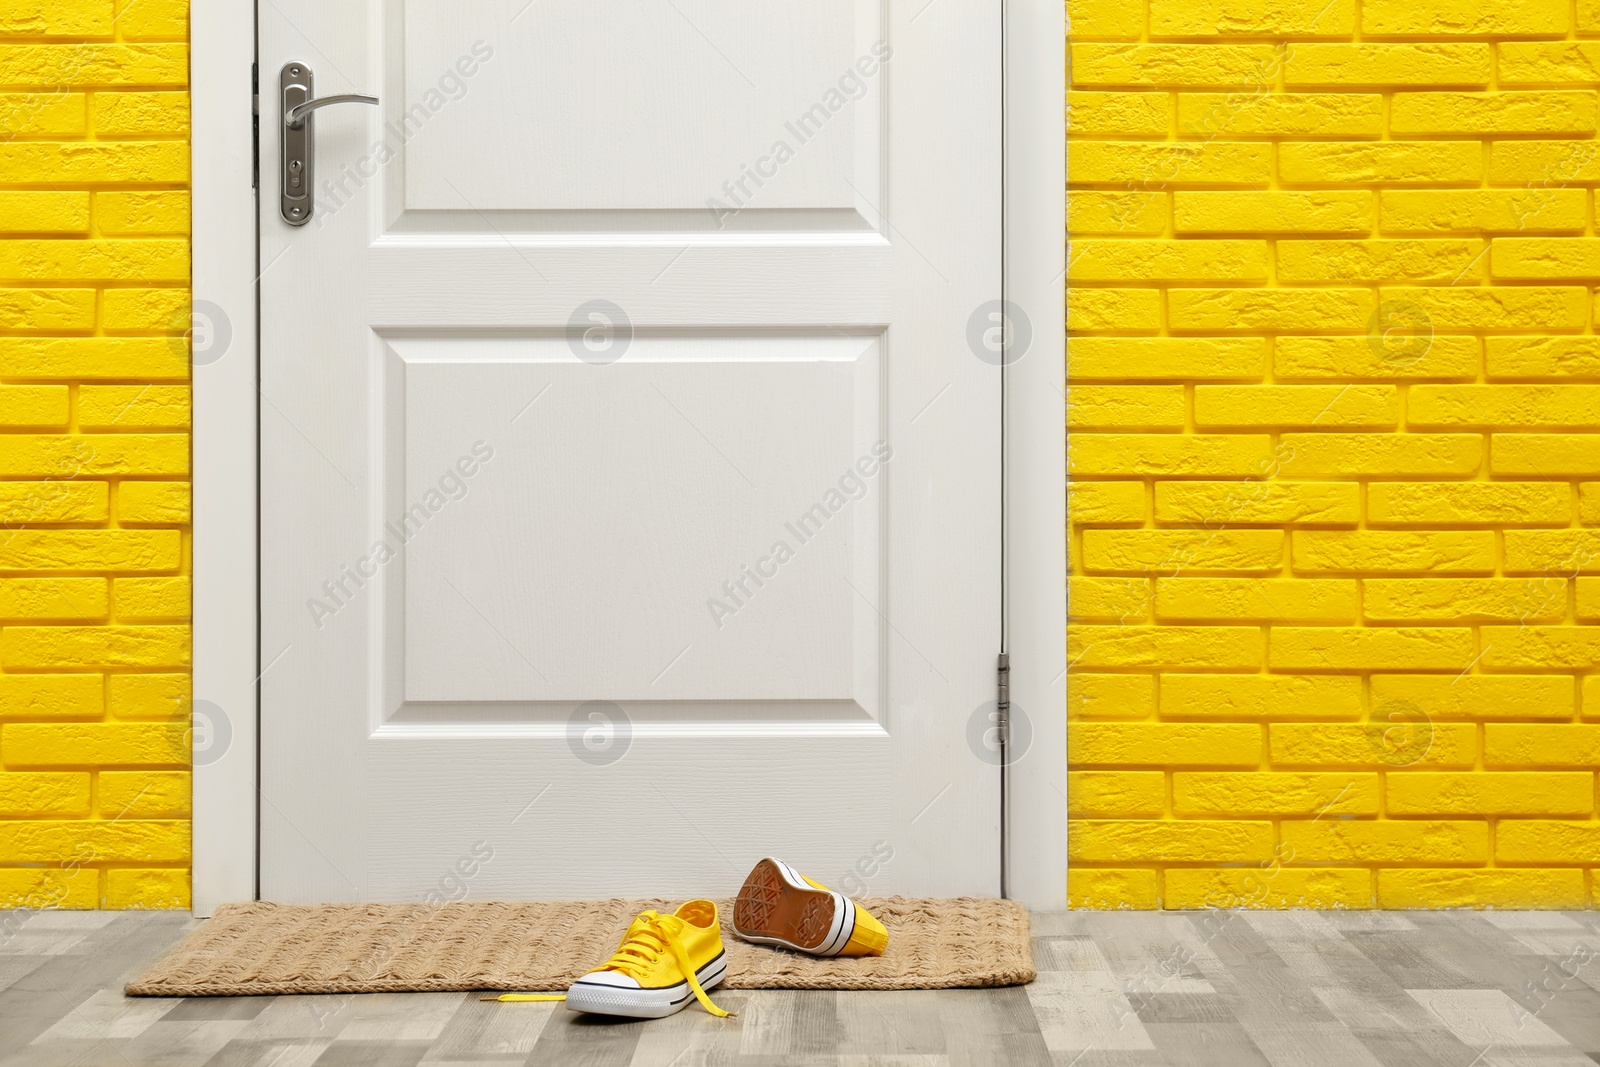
125,897,1034,996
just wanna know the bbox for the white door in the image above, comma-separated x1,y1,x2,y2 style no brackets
258,0,1002,901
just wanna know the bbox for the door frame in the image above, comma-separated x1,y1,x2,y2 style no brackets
190,0,1064,916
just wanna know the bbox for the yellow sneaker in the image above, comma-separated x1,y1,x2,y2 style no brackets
732,857,889,957
564,900,732,1019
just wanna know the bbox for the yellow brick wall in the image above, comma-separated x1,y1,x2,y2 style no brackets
0,0,190,910
1068,0,1600,908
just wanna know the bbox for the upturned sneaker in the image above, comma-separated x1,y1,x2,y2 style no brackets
732,857,889,957
563,900,732,1019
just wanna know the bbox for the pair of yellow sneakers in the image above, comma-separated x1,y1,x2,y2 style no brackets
553,857,888,1020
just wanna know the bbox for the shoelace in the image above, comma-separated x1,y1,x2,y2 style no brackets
488,912,732,1017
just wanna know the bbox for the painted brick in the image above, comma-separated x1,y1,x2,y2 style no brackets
0,385,68,427
1080,529,1285,573
0,577,107,619
1282,821,1488,864
1068,192,1167,236
1364,578,1566,623
1278,141,1483,184
1369,674,1575,720
1578,576,1600,621
1488,337,1600,379
1492,239,1600,281
0,625,189,669
1293,530,1497,574
0,289,94,330
1070,240,1269,282
1499,42,1600,83
1168,289,1374,331
94,191,189,235
1172,192,1372,234
1069,673,1157,720
1068,771,1166,817
1164,868,1372,909
1193,385,1396,428
0,1,114,36
1150,0,1353,37
118,481,189,524
1381,189,1587,234
0,142,187,183
1274,335,1481,381
1069,576,1150,621
2,722,185,766
1484,723,1600,765
0,820,187,863
78,385,189,430
100,771,189,818
1496,822,1600,863
1362,0,1569,37
0,191,90,233
0,44,187,85
1503,531,1600,574
1070,386,1185,430
1067,0,1144,39
0,481,107,523
1275,434,1483,478
1378,870,1587,909
1283,44,1492,87
0,868,97,910
1070,820,1274,863
1071,141,1272,186
1069,434,1275,477
1068,289,1162,332
0,434,186,476
1366,482,1571,525
1382,286,1588,330
0,674,101,719
92,91,188,136
1410,385,1600,429
1070,44,1283,88
1589,677,1600,721
108,673,186,720
1489,140,1600,183
0,772,89,816
1066,92,1169,135
1392,92,1598,134
1155,578,1358,621
1175,93,1379,136
1174,772,1378,816
1069,481,1147,525
102,291,187,338
0,338,187,380
1067,625,1265,669
1387,773,1594,816
1581,485,1600,524
116,0,187,39
1269,627,1477,671
1154,481,1359,524
1068,869,1163,909
0,530,179,572
1160,674,1362,720
1277,239,1481,283
1070,337,1265,380
114,576,188,620
1072,723,1261,768
0,240,187,282
1270,723,1477,767
1492,434,1600,475
106,869,188,909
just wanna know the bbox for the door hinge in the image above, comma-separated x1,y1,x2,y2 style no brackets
251,62,260,190
996,651,1009,718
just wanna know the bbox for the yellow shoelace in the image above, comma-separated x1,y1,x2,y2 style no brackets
487,912,732,1017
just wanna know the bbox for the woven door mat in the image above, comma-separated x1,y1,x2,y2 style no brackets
125,897,1034,996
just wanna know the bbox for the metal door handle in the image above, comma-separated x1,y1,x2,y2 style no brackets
286,93,379,129
280,63,378,226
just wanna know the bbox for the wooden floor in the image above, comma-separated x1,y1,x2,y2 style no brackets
3,908,1600,1065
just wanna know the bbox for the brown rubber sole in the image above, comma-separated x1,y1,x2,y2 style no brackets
732,858,844,954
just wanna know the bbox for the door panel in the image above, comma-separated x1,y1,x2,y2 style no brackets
260,0,1001,901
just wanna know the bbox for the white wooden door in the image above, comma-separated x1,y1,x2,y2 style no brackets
259,0,1002,901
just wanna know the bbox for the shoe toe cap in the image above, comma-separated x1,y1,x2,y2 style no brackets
574,970,643,990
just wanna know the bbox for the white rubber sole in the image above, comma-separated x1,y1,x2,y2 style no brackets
733,857,857,957
563,951,728,1019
